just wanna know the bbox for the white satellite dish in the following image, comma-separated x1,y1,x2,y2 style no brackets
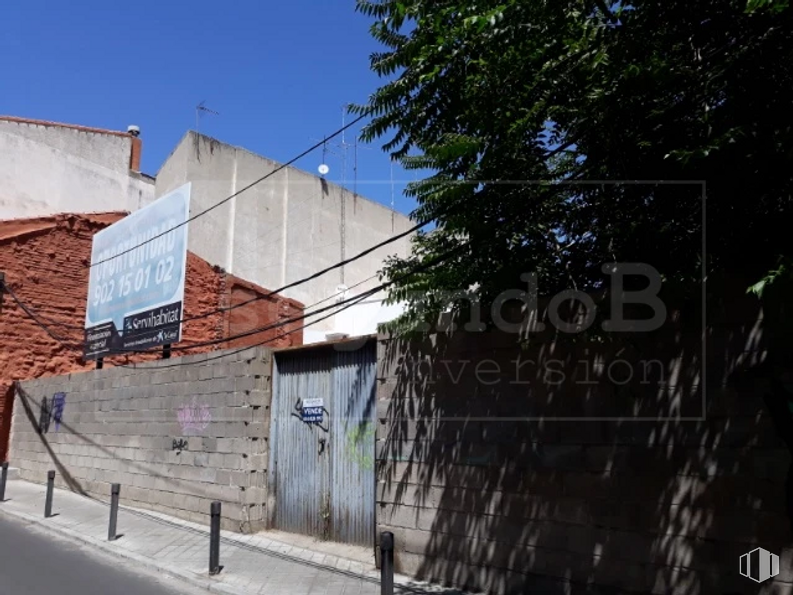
318,164,329,175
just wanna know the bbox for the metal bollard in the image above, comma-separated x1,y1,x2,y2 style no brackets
209,501,221,575
380,531,394,595
0,462,8,502
44,470,55,518
108,483,120,541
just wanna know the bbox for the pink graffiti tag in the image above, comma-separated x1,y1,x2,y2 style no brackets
177,397,211,434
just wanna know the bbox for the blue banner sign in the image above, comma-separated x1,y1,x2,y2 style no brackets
84,184,190,359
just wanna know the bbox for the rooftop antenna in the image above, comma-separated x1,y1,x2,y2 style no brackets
323,105,353,284
353,134,374,200
339,105,351,284
312,105,375,284
390,157,396,231
195,100,220,133
318,137,330,177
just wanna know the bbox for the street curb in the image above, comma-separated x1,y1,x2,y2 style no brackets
0,506,247,595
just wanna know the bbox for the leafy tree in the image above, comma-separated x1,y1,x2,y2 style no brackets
356,0,793,542
353,0,793,330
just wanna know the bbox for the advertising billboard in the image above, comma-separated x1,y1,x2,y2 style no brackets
84,184,191,359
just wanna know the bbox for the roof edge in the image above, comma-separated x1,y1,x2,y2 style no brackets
0,116,135,139
173,131,412,221
0,212,128,243
226,274,306,311
272,334,377,355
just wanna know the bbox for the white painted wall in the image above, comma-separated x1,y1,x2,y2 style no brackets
156,132,415,335
332,292,406,336
0,120,155,219
301,290,407,344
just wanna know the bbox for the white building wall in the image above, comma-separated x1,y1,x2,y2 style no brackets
332,294,406,336
0,119,155,219
156,132,415,336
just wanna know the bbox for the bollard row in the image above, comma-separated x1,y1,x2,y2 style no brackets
0,471,292,581
31,472,223,576
0,466,378,587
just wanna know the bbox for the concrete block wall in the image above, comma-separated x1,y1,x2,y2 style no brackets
375,289,792,594
10,347,273,533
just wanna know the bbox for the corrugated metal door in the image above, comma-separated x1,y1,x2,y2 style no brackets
270,349,333,538
329,346,377,545
269,341,376,546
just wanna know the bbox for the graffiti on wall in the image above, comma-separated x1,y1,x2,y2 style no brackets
38,397,50,434
172,438,188,453
51,393,66,431
37,392,67,434
345,422,376,471
176,397,211,435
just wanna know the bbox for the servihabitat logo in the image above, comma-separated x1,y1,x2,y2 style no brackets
740,547,780,583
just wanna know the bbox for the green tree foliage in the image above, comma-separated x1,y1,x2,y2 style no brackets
353,0,793,330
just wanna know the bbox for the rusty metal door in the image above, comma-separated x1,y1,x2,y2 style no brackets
269,341,376,545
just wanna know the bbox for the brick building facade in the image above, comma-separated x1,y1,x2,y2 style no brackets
0,212,303,460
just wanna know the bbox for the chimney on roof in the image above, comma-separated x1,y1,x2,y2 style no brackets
127,125,142,171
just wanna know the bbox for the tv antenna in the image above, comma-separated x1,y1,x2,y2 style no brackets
195,101,220,133
353,134,374,200
313,136,335,178
309,105,371,285
390,157,396,231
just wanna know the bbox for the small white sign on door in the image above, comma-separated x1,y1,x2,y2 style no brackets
301,397,324,423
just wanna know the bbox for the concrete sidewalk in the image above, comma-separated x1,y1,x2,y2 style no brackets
0,479,466,595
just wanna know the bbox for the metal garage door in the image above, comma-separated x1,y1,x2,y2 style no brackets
268,340,377,545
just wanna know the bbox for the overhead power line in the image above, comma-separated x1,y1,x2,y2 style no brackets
2,283,81,347
122,240,468,355
115,242,466,369
117,289,377,370
90,113,366,269
4,241,468,365
305,273,377,310
2,188,446,344
178,211,428,325
4,275,372,361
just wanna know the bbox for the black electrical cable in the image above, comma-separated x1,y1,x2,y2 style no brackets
90,114,366,269
4,241,469,366
123,240,469,355
177,213,432,325
116,289,377,370
2,283,82,346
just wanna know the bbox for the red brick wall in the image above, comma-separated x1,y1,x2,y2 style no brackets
129,136,142,171
0,213,303,461
224,277,305,349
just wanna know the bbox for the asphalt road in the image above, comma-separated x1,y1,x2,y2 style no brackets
0,515,206,595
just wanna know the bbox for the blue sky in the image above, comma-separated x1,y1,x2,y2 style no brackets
0,0,421,216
